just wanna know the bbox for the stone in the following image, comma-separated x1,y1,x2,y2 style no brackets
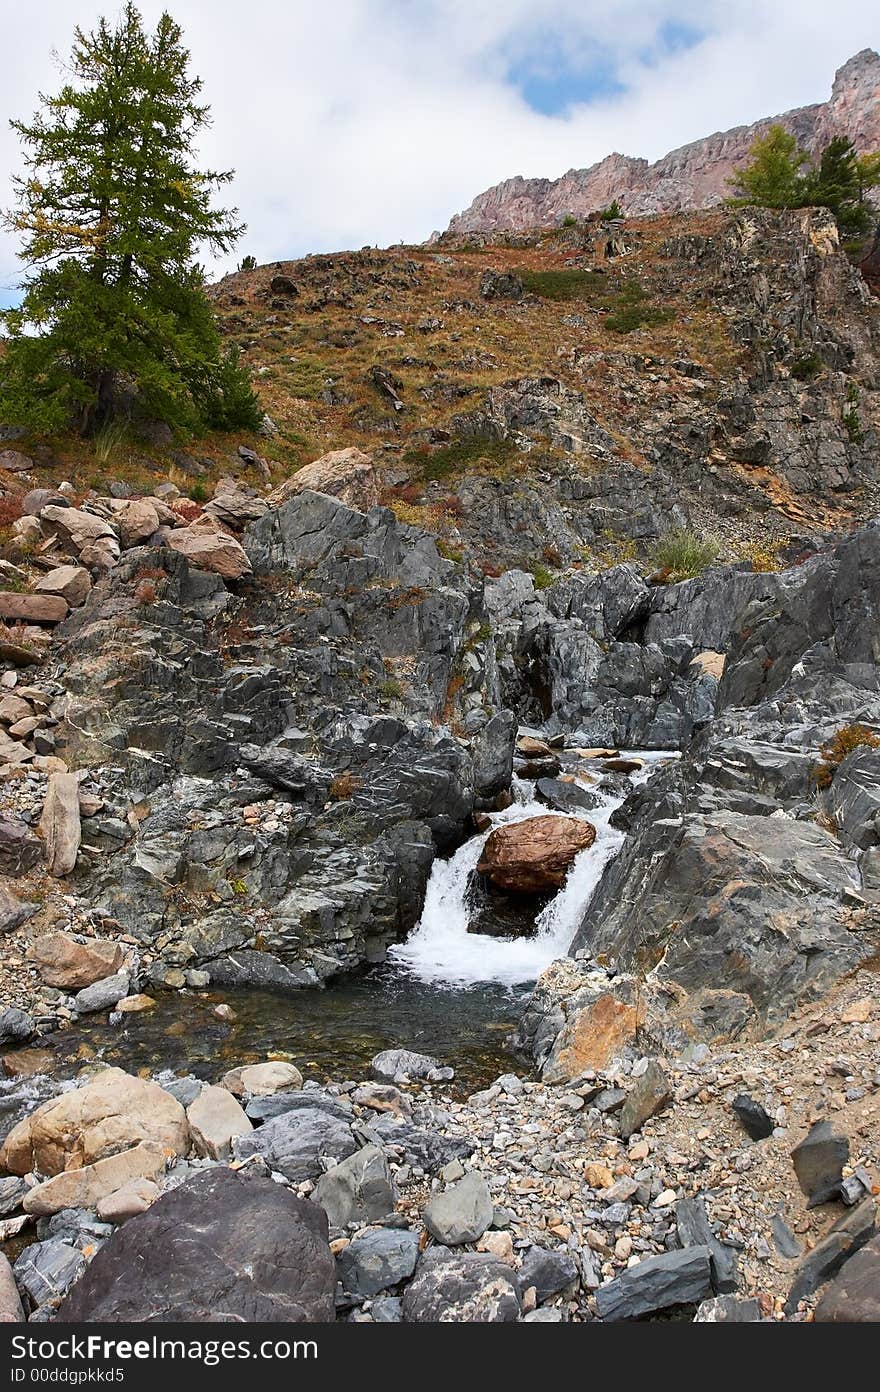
814,1234,880,1322
13,1240,85,1313
0,820,42,876
114,994,155,1014
694,1295,763,1322
594,1246,714,1321
471,710,516,800
39,773,82,877
370,1048,440,1083
338,1228,421,1297
0,1066,189,1176
536,777,601,814
27,932,124,990
270,448,380,514
0,1009,34,1049
111,499,160,547
618,1059,671,1139
675,1195,738,1294
402,1248,522,1322
74,973,130,1014
22,1142,168,1217
518,1245,579,1302
731,1094,774,1141
479,268,524,301
422,1171,493,1245
542,992,640,1083
0,450,32,472
0,885,37,934
477,815,596,893
96,1179,160,1224
0,593,68,624
0,1253,24,1322
785,1199,877,1315
0,1178,26,1216
187,1085,252,1160
311,1144,395,1228
223,1061,303,1096
232,1103,356,1182
56,1168,335,1322
34,566,92,607
791,1120,849,1206
350,1083,410,1117
165,521,252,579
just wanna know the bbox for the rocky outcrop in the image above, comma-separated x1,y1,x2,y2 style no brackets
442,51,880,234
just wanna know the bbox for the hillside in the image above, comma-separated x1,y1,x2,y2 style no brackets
442,49,880,235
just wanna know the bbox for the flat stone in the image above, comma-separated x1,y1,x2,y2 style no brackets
39,773,82,878
23,1142,168,1217
96,1179,160,1224
694,1295,763,1322
784,1198,877,1315
13,1240,85,1313
618,1059,671,1139
35,566,92,607
0,593,68,624
675,1195,738,1293
595,1246,714,1321
232,1102,356,1182
518,1245,579,1302
74,973,130,1014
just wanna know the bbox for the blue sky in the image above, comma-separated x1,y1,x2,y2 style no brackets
0,0,877,298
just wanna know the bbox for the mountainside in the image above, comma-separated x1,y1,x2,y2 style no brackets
442,50,880,236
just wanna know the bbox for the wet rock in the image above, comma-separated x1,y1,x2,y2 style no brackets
732,1094,774,1141
232,1103,356,1182
594,1246,714,1321
0,1067,189,1176
402,1248,522,1322
0,1010,34,1050
27,932,124,990
618,1060,671,1139
518,1245,579,1302
535,777,601,814
477,815,595,893
423,1172,493,1245
14,1240,86,1314
73,973,130,1014
56,1168,335,1322
471,710,516,801
338,1228,421,1297
785,1198,877,1315
311,1144,395,1229
187,1085,252,1160
371,1049,441,1083
814,1234,880,1322
792,1119,849,1206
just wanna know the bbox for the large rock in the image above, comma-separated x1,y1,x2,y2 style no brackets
0,592,68,624
56,1168,335,1322
784,1199,877,1315
477,814,596,892
34,565,92,608
13,1239,86,1313
271,447,380,513
402,1248,521,1322
338,1228,421,1297
73,973,130,1013
792,1120,849,1207
0,1067,189,1176
0,820,42,876
814,1234,880,1322
619,1060,672,1139
222,1061,303,1096
594,1246,714,1320
39,772,82,877
422,1171,493,1246
111,498,160,547
232,1102,356,1182
471,711,516,800
186,1085,252,1160
22,1141,168,1217
165,518,252,579
27,932,124,990
311,1144,395,1228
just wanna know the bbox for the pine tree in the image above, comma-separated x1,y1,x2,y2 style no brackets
0,3,261,436
728,124,809,209
804,136,872,235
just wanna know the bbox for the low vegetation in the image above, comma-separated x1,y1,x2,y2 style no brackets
816,723,880,786
649,529,721,582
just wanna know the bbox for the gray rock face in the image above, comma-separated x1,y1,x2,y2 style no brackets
337,1228,421,1297
402,1248,522,1322
594,1246,714,1321
814,1234,880,1322
471,710,516,800
828,748,880,850
13,1240,86,1313
784,1197,877,1315
232,1103,357,1181
422,1172,493,1246
56,1168,335,1322
311,1144,395,1229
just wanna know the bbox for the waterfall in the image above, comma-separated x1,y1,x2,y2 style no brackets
391,753,675,988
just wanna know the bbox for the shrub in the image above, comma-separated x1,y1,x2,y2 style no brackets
816,724,880,786
403,436,519,483
599,199,623,220
529,560,555,590
843,381,864,445
329,770,360,800
790,352,822,381
238,254,257,272
561,214,578,228
605,279,674,334
650,529,720,582
188,481,208,503
201,346,263,431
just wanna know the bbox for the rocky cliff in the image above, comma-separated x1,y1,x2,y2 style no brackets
442,50,880,236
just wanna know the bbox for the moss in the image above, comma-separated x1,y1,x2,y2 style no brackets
403,436,520,483
528,559,556,590
516,268,607,302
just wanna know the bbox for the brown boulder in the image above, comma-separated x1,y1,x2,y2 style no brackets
27,932,124,990
0,593,68,624
270,447,379,513
477,814,596,892
39,771,82,877
109,498,160,547
165,516,252,579
35,565,92,607
22,1142,167,1217
0,1066,189,1176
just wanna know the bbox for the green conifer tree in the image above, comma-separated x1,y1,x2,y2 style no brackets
728,124,809,209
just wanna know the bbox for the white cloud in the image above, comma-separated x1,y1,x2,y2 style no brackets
0,0,877,299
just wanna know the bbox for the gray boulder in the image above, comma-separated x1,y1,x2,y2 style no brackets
311,1144,395,1228
337,1228,421,1297
402,1248,521,1322
594,1246,713,1321
422,1172,493,1246
13,1240,86,1313
233,1103,356,1181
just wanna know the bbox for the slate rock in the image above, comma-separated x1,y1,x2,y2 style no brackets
311,1144,395,1229
694,1295,763,1322
402,1248,521,1323
56,1168,335,1321
791,1119,849,1206
245,1091,352,1124
595,1245,714,1321
0,1010,34,1049
814,1234,880,1322
518,1245,579,1302
364,1118,475,1173
675,1195,738,1293
13,1240,86,1312
422,1172,493,1245
618,1060,671,1139
732,1094,774,1141
784,1198,877,1315
232,1102,356,1181
337,1228,421,1297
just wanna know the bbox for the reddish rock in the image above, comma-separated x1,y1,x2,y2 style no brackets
271,447,379,513
35,565,92,607
477,815,596,893
0,593,68,624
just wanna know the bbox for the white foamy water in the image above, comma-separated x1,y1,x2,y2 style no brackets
391,752,676,988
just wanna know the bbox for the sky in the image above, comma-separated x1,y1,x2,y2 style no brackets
0,0,877,306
